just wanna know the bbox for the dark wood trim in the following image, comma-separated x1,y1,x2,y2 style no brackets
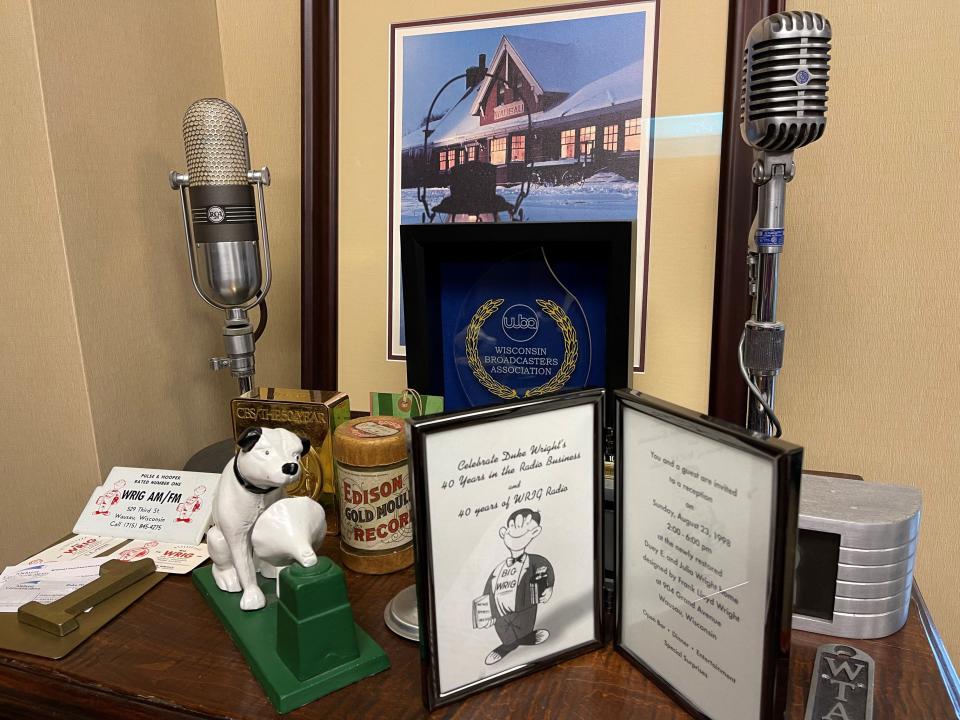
0,659,213,720
804,469,864,481
912,584,960,716
0,549,955,718
635,0,661,373
708,0,784,424
301,0,338,390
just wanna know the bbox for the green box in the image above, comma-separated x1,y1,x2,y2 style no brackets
193,560,389,713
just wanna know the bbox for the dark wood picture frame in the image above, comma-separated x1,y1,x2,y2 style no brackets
400,221,631,430
613,388,802,720
300,0,784,415
301,0,338,391
406,388,606,710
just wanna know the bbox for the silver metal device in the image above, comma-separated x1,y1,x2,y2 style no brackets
384,584,419,641
793,474,921,639
170,98,272,394
738,11,831,436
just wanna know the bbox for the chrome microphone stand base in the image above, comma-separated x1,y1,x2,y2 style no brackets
383,584,419,641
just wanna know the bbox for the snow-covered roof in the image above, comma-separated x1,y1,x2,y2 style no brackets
468,35,607,118
401,86,489,151
401,37,644,152
401,89,539,151
502,35,587,94
540,59,643,123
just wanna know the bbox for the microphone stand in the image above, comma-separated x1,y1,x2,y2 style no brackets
742,151,794,438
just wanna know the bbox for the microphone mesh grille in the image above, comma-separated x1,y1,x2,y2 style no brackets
182,98,249,186
740,11,831,152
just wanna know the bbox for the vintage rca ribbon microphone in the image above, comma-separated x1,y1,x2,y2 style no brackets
169,98,272,394
739,11,831,437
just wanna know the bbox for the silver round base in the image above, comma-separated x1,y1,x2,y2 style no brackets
384,584,419,641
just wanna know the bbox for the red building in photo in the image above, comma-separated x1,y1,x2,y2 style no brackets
401,34,646,189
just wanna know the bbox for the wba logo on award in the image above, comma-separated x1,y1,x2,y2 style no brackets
462,296,580,402
435,231,628,410
501,304,540,342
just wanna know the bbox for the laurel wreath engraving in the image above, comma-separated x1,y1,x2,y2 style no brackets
465,299,517,399
524,299,578,396
465,298,578,399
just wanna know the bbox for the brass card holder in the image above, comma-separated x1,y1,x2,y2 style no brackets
18,559,156,636
0,555,164,659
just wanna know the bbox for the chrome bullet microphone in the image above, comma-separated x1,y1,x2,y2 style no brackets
738,11,831,436
170,98,272,394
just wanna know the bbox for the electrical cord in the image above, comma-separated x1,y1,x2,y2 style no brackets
253,299,268,343
737,330,783,438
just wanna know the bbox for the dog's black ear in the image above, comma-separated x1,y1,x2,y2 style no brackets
237,426,262,452
300,437,311,455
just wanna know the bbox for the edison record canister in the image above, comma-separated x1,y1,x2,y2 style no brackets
333,416,413,573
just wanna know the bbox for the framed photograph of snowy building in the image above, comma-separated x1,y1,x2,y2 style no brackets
389,2,659,368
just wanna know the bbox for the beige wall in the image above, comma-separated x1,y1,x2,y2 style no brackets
217,0,302,389
632,0,725,410
339,0,725,412
30,0,233,481
0,0,301,567
782,1,959,657
0,0,102,566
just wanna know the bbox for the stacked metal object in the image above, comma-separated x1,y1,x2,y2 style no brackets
793,473,922,639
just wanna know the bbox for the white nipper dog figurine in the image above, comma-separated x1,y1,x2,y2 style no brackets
207,426,310,610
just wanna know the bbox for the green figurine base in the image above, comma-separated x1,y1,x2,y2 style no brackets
193,558,389,714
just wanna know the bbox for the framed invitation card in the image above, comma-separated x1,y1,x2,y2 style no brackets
406,389,604,710
614,389,802,720
406,388,802,715
400,221,631,429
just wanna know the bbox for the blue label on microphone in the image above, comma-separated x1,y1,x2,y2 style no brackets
756,228,784,247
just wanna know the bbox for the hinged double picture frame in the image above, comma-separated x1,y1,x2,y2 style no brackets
406,388,802,718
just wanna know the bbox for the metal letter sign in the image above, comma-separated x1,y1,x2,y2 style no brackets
804,644,875,720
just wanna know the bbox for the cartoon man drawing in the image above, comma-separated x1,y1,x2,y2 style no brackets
118,540,159,561
176,485,207,523
93,480,126,516
475,508,555,666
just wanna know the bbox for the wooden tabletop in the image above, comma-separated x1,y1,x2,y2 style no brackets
0,537,956,720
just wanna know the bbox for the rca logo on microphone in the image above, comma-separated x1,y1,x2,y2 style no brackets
206,205,226,224
794,69,811,85
501,304,539,342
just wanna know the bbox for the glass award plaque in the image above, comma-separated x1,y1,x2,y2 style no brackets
445,248,601,407
401,221,630,424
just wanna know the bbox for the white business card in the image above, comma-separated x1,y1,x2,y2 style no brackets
73,467,220,544
102,540,209,574
17,534,126,564
0,557,111,612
